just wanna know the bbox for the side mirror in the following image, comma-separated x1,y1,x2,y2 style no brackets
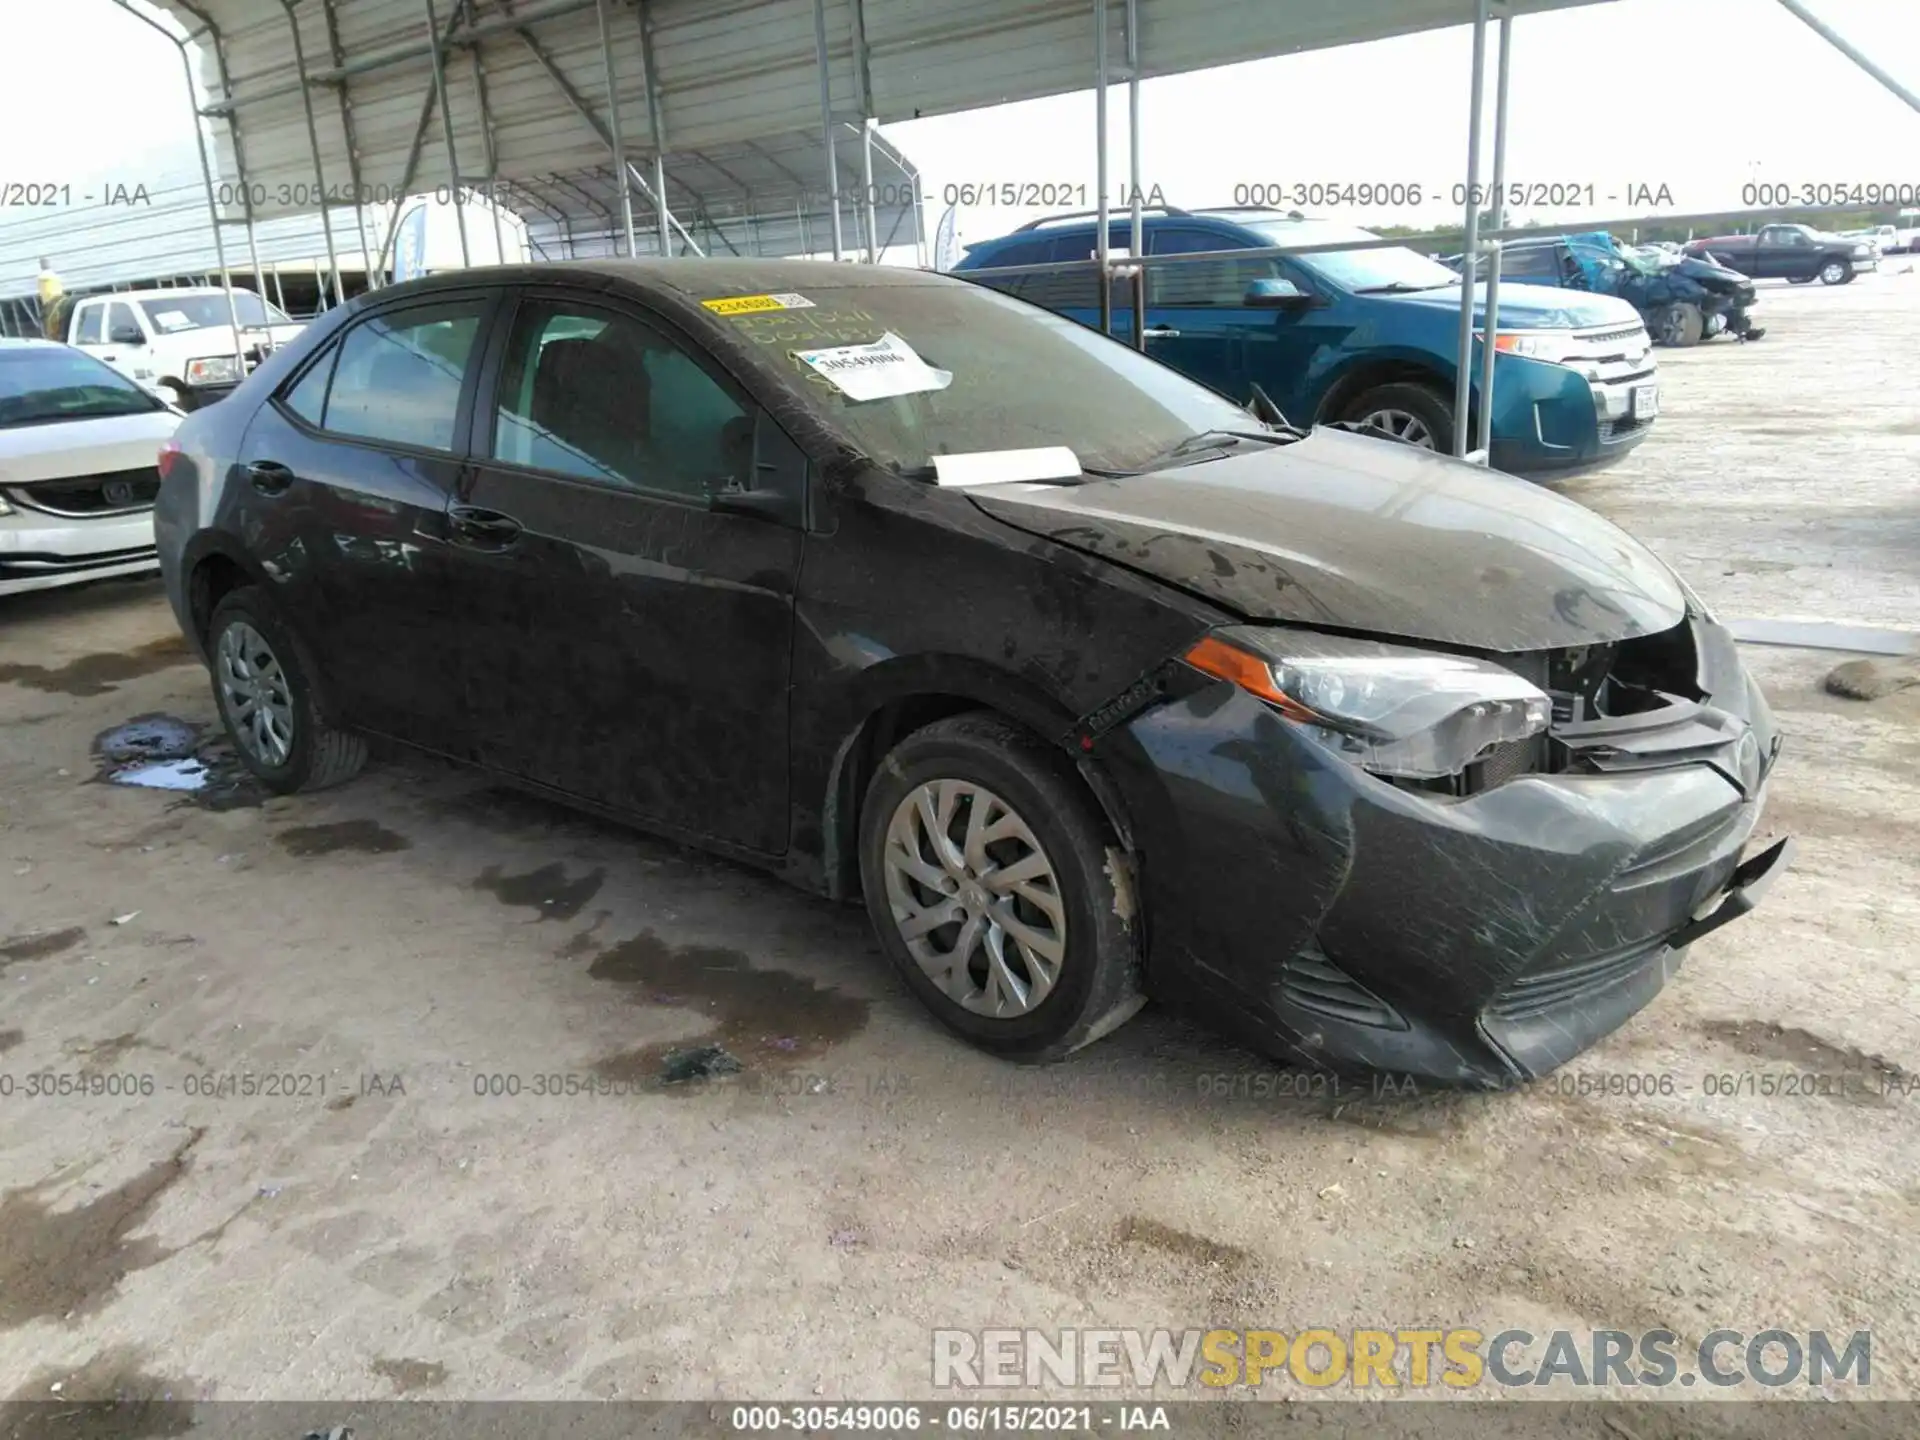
111,325,145,345
1244,277,1314,310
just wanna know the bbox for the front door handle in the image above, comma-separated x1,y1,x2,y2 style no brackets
1141,327,1181,339
246,460,295,495
448,503,523,546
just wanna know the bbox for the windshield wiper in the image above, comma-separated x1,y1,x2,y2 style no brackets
1140,427,1291,470
1353,280,1457,294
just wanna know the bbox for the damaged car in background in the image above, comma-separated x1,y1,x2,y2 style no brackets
1455,232,1764,347
154,260,1790,1089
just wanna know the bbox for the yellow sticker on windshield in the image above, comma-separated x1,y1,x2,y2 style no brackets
701,292,816,316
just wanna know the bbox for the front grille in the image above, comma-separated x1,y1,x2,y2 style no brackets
7,466,161,517
1579,324,1647,347
1279,949,1407,1030
1487,936,1667,1022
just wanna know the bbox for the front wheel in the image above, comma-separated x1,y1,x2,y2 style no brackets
1819,259,1850,286
858,713,1143,1062
1656,301,1704,348
1343,381,1456,454
208,587,366,794
1788,275,1814,285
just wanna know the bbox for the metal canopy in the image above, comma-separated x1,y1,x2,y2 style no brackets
139,0,1612,232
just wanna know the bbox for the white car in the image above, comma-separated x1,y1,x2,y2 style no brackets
64,287,306,412
1,339,180,598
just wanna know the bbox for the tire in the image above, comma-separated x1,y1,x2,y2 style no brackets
1656,301,1704,348
1788,276,1813,285
206,586,366,794
857,712,1144,1062
1819,259,1850,286
1342,380,1455,453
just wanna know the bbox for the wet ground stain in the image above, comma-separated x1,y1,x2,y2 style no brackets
0,635,190,698
1114,1215,1252,1272
370,1357,450,1394
0,927,86,972
89,716,268,811
277,819,413,858
0,1128,206,1329
0,1030,21,1054
586,930,870,1087
1697,1018,1909,1107
472,862,606,922
1,1346,198,1437
326,1094,357,1112
428,783,628,842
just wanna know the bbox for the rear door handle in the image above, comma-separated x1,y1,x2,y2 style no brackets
246,460,295,495
448,503,523,546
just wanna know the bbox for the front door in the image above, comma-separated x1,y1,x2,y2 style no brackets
452,290,803,854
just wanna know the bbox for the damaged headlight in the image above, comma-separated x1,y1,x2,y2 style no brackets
1185,627,1550,781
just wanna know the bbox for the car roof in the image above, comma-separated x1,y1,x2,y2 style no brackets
0,337,64,350
368,258,969,302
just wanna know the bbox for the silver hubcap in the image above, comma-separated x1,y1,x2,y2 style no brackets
216,621,295,768
882,779,1066,1018
1359,408,1436,448
1823,263,1844,282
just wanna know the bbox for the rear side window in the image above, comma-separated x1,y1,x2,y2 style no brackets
320,300,486,451
281,345,337,426
1498,246,1561,280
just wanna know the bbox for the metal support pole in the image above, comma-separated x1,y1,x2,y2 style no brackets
1451,0,1490,459
911,172,927,268
813,0,845,259
319,0,377,291
1775,0,1920,114
1473,14,1512,462
467,31,507,263
282,2,348,307
655,153,670,256
1125,0,1144,351
423,0,473,268
111,2,246,368
593,0,638,255
861,123,879,263
1094,0,1112,338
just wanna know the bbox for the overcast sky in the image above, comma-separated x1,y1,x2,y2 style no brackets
3,0,1915,256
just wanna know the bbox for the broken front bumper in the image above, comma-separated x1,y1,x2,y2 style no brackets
1100,637,1786,1088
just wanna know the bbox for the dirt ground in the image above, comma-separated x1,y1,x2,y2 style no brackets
1,268,1917,1416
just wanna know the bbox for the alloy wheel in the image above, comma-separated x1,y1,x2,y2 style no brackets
881,779,1066,1018
1358,408,1436,449
1821,261,1847,284
215,620,295,768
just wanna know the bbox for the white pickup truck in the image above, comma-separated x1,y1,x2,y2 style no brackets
65,287,307,411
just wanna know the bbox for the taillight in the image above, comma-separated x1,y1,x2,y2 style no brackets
157,439,184,480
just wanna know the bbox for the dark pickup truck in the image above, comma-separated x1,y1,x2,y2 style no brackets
1684,224,1873,285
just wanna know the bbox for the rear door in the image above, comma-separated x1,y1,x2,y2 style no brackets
450,287,804,853
233,289,500,753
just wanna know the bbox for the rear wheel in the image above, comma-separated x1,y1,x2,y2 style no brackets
1343,381,1455,454
1656,301,1704,347
208,587,366,794
858,713,1143,1062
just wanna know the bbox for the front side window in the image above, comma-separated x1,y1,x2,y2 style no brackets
322,300,485,451
108,303,143,342
490,300,750,501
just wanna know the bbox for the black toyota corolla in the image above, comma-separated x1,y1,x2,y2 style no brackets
153,259,1791,1087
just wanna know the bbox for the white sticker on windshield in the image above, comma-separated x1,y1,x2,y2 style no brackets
931,448,1083,487
796,332,952,403
152,310,195,332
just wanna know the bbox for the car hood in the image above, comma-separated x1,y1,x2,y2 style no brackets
1385,281,1640,331
0,409,179,484
1667,255,1751,293
968,426,1686,652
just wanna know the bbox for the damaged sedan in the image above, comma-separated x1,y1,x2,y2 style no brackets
154,260,1790,1087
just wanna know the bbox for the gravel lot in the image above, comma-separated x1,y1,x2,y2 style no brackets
1,269,1916,1417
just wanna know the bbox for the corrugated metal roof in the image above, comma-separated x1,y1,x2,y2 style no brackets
139,0,1613,226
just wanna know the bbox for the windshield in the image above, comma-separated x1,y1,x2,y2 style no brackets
0,346,166,427
138,292,291,334
720,279,1266,474
1237,220,1460,292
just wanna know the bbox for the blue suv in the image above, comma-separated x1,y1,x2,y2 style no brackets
952,208,1660,477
